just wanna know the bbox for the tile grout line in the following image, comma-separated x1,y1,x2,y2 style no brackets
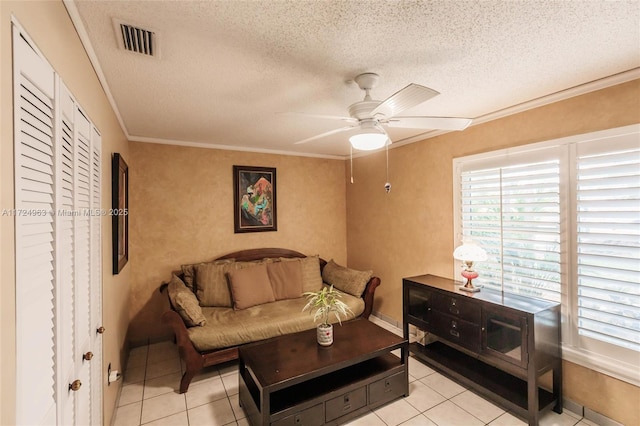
138,343,149,426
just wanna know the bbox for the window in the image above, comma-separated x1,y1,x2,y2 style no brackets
458,150,563,302
453,125,640,385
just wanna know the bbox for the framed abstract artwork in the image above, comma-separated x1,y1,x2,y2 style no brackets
233,165,277,233
112,153,129,274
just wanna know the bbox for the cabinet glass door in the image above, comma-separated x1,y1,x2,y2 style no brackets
482,308,527,368
407,287,431,326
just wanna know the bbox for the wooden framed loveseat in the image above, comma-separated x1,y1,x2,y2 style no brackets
161,248,381,393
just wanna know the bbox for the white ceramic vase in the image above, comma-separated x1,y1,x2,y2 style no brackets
317,323,333,346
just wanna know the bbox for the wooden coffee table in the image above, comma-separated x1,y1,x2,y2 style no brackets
238,319,408,426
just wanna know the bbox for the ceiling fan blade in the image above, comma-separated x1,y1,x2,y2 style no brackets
370,84,440,118
293,126,354,145
385,116,472,131
282,112,358,124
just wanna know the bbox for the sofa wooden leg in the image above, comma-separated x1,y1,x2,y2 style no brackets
180,368,198,393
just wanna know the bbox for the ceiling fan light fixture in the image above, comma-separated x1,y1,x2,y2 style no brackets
349,121,388,151
349,133,388,150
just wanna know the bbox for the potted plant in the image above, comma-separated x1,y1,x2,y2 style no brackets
303,285,353,346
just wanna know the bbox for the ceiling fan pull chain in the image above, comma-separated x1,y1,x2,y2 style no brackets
385,142,391,193
350,145,354,184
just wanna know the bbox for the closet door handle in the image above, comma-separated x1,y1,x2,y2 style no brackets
69,380,82,391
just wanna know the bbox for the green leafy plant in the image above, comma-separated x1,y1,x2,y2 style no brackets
302,285,353,326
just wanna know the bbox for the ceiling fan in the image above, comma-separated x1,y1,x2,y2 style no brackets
292,72,473,150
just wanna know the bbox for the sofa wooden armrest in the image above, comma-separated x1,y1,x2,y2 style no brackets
361,275,381,319
160,248,380,393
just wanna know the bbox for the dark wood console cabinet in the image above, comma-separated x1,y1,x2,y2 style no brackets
403,274,562,425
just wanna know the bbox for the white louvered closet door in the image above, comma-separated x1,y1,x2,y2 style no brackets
13,21,103,426
90,127,103,426
74,107,93,426
13,27,57,426
57,82,77,426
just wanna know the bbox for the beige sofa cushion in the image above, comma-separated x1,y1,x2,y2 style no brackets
267,260,303,300
194,260,237,307
167,274,206,327
322,260,372,297
187,291,364,351
182,258,234,293
280,255,323,293
227,263,276,309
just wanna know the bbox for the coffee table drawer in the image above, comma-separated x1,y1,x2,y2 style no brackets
369,372,406,405
325,386,366,422
271,403,323,426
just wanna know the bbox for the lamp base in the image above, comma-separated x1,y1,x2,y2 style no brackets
459,270,481,292
458,282,481,293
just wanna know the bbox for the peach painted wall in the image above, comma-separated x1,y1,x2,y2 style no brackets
128,142,347,344
346,79,640,425
0,2,131,425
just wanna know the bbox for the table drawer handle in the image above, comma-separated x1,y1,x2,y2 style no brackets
450,329,460,338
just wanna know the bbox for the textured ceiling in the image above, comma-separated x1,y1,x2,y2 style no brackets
68,0,640,157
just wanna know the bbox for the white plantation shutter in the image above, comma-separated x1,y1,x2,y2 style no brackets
13,29,57,425
458,149,562,302
575,138,640,353
455,125,640,384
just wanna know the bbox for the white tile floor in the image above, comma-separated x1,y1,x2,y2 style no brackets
113,325,597,426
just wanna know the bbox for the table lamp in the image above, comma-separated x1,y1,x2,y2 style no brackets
453,239,488,292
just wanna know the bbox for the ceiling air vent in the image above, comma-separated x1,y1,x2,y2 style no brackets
113,19,160,58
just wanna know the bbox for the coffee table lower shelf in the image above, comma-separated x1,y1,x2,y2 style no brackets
239,353,407,426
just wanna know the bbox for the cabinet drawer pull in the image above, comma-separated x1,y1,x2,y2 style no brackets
450,329,460,338
449,306,460,315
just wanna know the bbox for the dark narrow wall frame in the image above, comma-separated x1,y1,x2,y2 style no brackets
112,153,129,274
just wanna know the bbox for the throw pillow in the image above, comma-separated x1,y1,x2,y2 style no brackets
167,274,206,327
194,260,237,307
322,260,372,297
181,258,234,293
227,263,276,310
267,260,303,300
280,255,323,293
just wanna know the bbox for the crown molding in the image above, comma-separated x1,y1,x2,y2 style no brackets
128,136,345,160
